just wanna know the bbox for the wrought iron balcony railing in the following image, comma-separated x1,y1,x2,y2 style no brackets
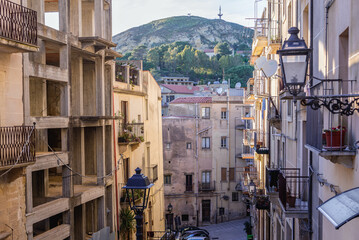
0,125,36,169
278,168,309,212
265,166,280,194
0,0,37,45
254,76,267,96
198,181,215,192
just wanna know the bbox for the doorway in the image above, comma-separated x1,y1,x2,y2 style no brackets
202,200,211,222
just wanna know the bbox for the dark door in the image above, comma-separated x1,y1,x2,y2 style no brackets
202,200,211,222
166,213,174,230
185,175,193,191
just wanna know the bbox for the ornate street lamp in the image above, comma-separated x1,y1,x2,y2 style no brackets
167,203,173,213
277,27,311,96
248,179,257,196
123,168,154,240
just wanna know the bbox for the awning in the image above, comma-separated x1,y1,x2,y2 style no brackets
318,187,359,229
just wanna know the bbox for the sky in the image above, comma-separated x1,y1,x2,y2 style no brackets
112,0,266,35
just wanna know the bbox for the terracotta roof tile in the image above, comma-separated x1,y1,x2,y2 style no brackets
170,97,212,104
161,84,209,94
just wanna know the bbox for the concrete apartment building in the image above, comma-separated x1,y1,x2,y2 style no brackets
246,1,359,240
114,61,165,238
163,95,250,227
23,0,117,239
0,1,38,239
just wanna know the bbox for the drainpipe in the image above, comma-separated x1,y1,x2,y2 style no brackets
308,0,314,238
112,92,120,237
195,103,199,226
227,80,230,216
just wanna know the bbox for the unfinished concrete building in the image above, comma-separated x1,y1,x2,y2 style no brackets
23,0,119,239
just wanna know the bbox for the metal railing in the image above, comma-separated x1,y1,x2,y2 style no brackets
243,129,255,146
253,19,268,39
0,125,36,168
115,64,126,82
265,166,280,193
129,68,139,85
254,76,267,96
198,181,215,191
0,0,37,45
185,183,193,192
278,168,309,211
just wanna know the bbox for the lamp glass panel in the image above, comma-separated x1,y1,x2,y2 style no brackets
282,55,307,85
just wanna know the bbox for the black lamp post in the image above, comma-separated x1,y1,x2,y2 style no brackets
277,27,311,96
123,168,154,240
167,203,173,213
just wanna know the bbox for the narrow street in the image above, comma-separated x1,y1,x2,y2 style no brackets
201,217,249,240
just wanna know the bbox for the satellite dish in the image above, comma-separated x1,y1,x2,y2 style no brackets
235,82,241,89
216,87,223,94
255,56,266,70
262,59,278,77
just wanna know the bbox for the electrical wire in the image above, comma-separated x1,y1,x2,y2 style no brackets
45,140,123,180
0,125,36,178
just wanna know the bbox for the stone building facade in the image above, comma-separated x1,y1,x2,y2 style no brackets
114,61,166,238
163,95,249,228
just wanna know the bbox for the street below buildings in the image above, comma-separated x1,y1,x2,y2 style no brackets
201,217,249,240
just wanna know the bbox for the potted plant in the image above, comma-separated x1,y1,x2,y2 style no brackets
323,125,346,148
120,208,135,240
243,221,253,239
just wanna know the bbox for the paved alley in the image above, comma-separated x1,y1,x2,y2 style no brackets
201,217,249,240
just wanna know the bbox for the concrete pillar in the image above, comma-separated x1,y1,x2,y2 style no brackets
94,0,104,38
69,0,82,36
58,0,69,32
71,56,83,116
26,168,33,214
96,126,105,185
96,56,105,116
29,0,45,24
97,197,105,230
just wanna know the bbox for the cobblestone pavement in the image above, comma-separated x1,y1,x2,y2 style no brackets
201,217,249,240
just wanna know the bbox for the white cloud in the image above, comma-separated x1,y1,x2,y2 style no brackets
112,0,266,35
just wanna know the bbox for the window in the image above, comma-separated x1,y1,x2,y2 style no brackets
229,168,235,182
153,165,158,182
221,136,227,148
201,107,210,119
202,171,211,189
221,108,227,119
219,207,225,216
202,137,210,149
185,174,193,191
186,142,192,149
287,100,292,120
182,214,189,222
221,168,227,182
166,95,175,103
232,192,239,201
164,174,171,184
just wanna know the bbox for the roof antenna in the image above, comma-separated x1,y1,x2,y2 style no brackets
218,6,223,20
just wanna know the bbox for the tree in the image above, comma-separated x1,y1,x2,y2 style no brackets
129,45,147,60
120,208,135,240
214,42,232,58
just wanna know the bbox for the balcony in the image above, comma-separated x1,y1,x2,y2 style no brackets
0,125,36,170
241,146,255,159
198,181,215,192
305,107,356,168
278,168,309,218
243,129,255,146
265,167,280,197
118,122,144,145
252,19,268,56
245,78,255,100
254,76,267,97
0,0,38,52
